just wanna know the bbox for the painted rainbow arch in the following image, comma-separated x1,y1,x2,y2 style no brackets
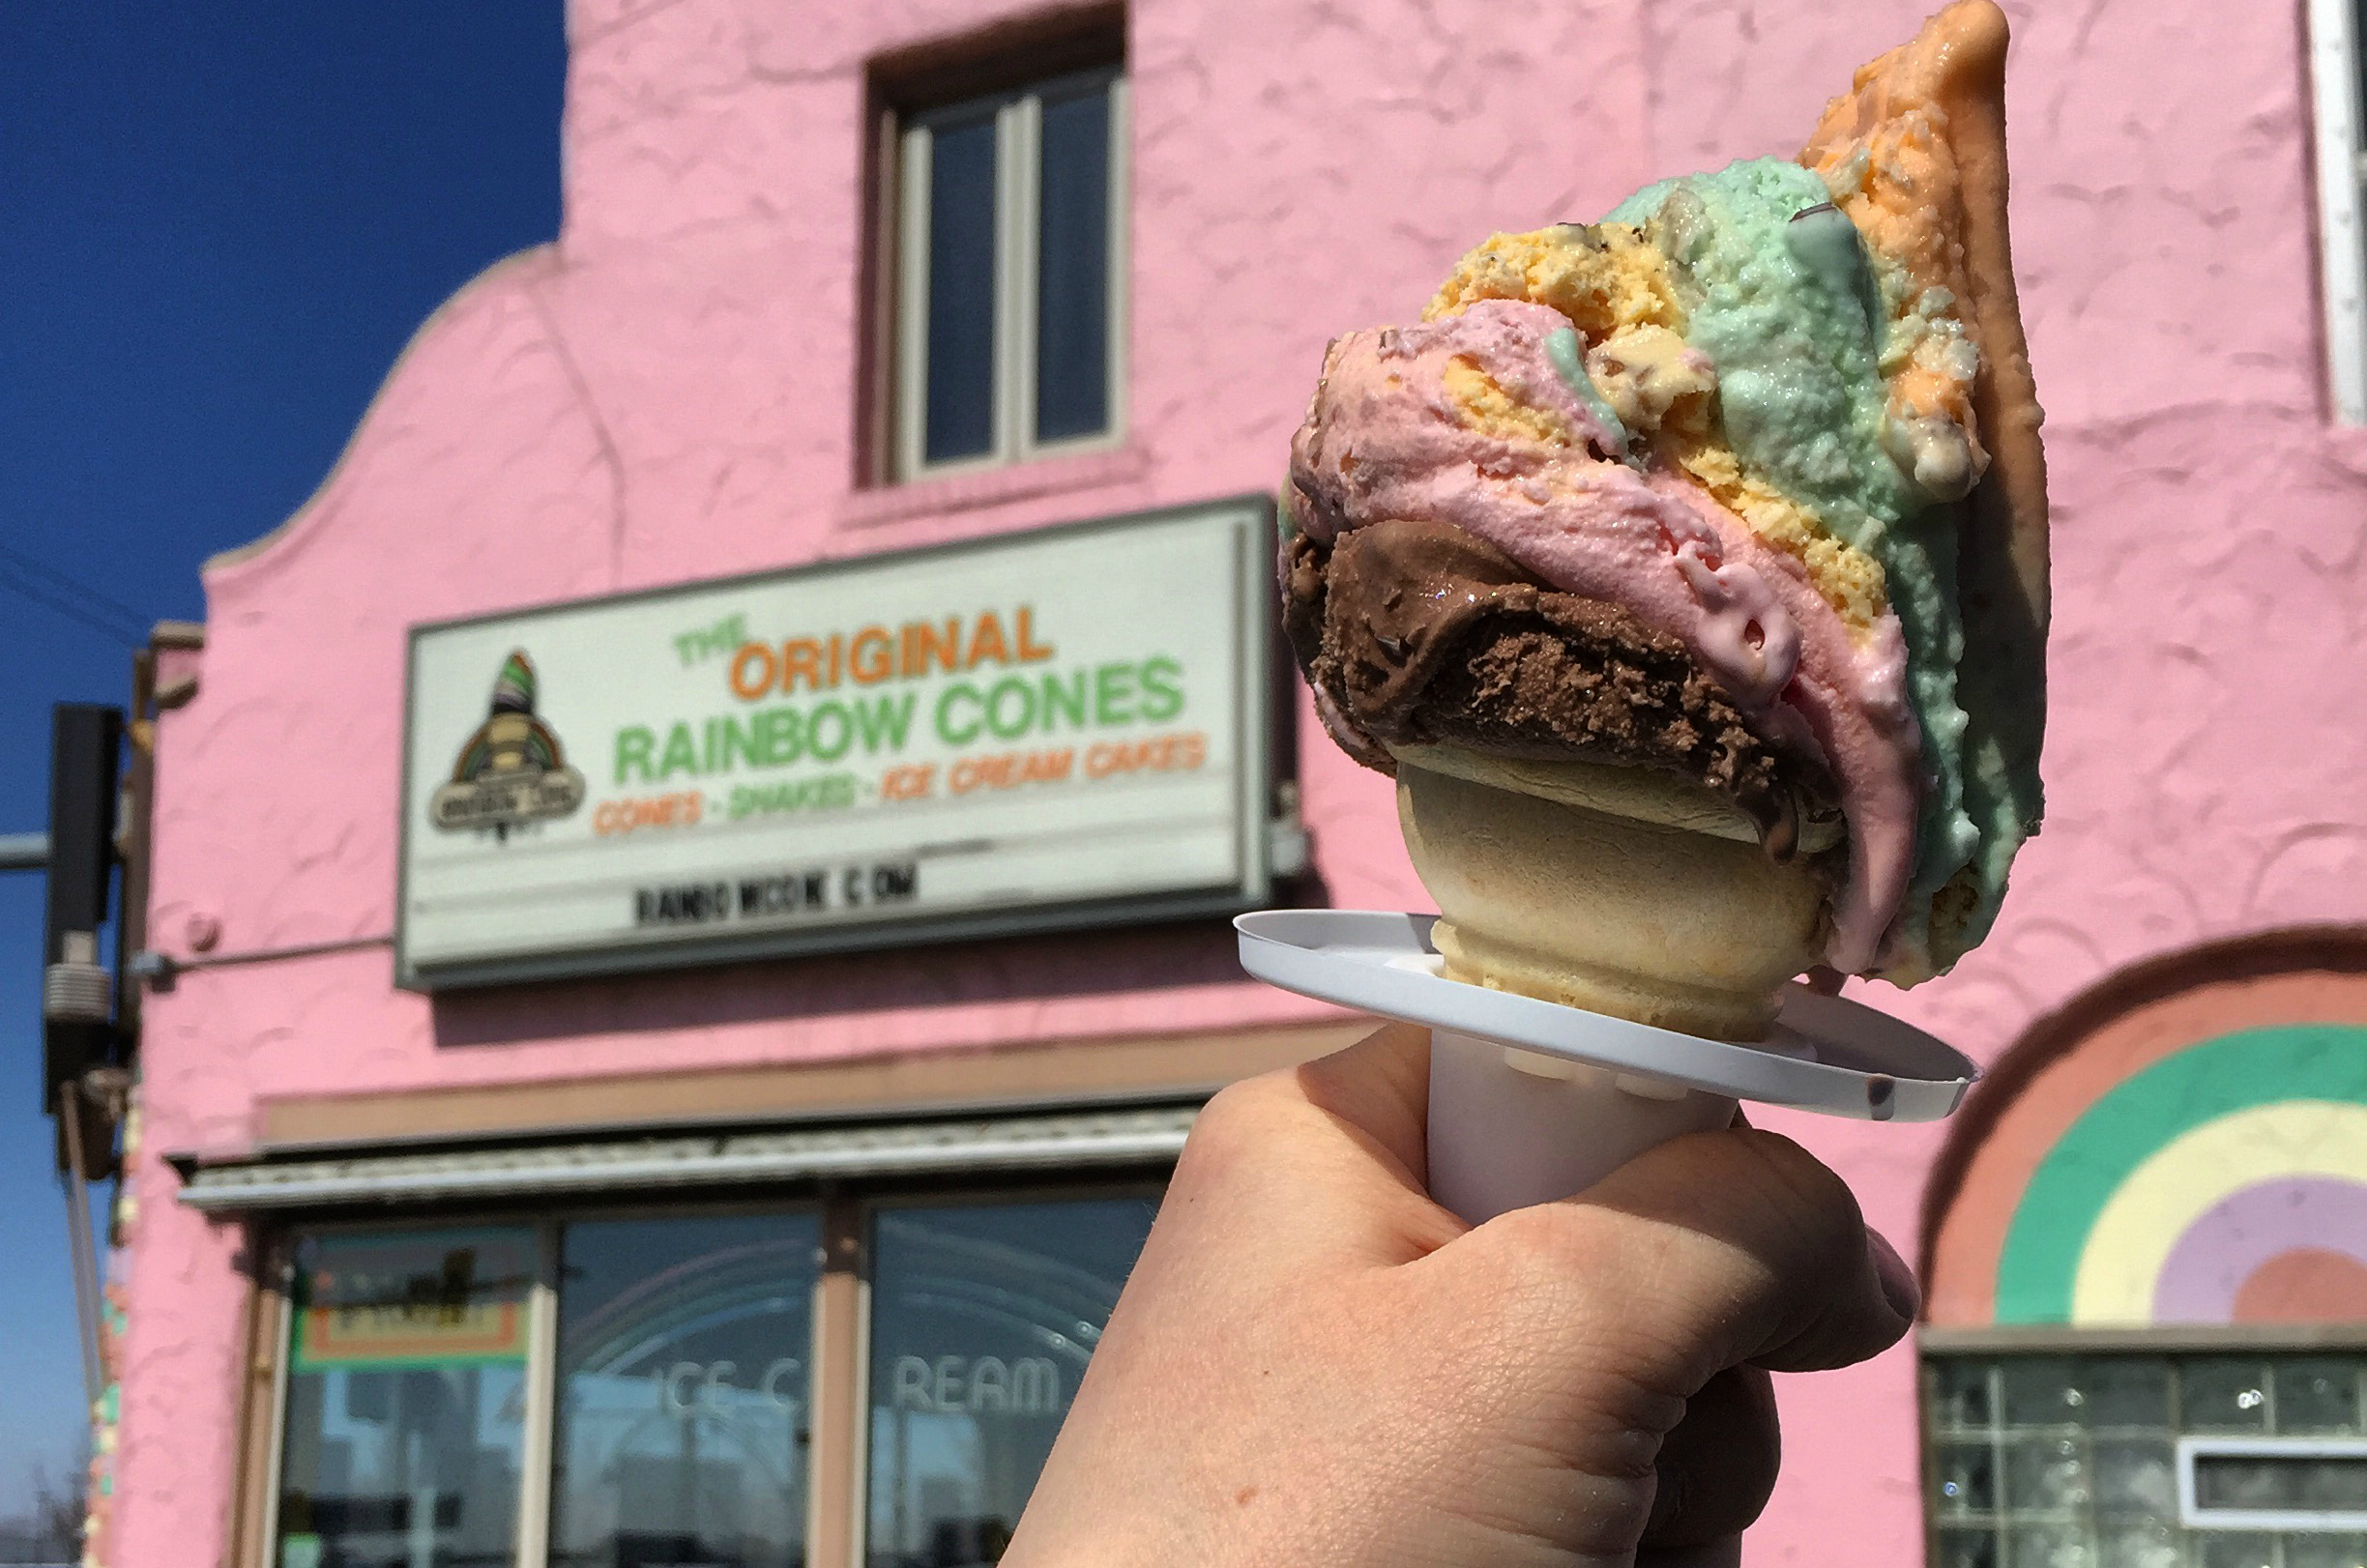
1983,1025,2367,1326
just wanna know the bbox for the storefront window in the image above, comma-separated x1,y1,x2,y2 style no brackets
1925,1351,2367,1568
276,1228,537,1568
862,1195,1156,1566
549,1212,822,1568
268,1186,1162,1565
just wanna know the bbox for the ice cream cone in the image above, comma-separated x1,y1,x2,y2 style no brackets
1282,1,2050,998
1393,745,1828,1040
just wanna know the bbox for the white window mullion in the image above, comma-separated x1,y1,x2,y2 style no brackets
1105,73,1130,450
2309,0,2367,421
892,123,934,481
252,1267,295,1568
2177,1436,2367,1531
512,1221,562,1568
998,96,1040,463
847,1270,874,1568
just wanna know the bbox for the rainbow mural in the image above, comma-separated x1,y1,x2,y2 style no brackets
1966,1024,2367,1326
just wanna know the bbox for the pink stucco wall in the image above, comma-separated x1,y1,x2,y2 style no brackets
112,0,2367,1563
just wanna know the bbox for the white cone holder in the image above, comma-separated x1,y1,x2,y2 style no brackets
1236,911,1977,1225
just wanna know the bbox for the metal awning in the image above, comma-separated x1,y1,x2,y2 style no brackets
176,1103,1199,1212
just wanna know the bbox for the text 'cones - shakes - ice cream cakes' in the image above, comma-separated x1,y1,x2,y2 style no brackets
1283,0,2048,1040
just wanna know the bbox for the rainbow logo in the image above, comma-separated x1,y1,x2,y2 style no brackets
1976,1025,2367,1325
428,648,586,834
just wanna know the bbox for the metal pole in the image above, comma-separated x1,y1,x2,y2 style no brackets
0,830,47,871
57,1082,106,1411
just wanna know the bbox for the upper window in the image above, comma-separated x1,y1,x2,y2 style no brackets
891,66,1127,479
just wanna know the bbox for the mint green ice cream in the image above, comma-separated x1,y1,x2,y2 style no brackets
1607,158,2024,971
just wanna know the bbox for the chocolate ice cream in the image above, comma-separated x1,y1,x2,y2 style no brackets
1285,519,1837,860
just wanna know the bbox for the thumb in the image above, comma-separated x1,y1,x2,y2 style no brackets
1465,1124,1913,1406
1572,1125,1914,1379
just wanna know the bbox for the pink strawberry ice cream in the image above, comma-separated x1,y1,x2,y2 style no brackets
1286,300,1920,973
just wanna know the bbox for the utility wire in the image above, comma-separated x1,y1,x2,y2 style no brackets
0,568,144,648
0,538,150,628
0,540,148,648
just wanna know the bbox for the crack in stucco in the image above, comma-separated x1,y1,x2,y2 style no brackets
520,271,630,587
572,0,698,48
568,68,841,145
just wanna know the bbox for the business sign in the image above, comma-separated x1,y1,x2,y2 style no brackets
397,498,1279,987
291,1231,534,1370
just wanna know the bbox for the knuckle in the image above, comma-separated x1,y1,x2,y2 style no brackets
1191,1074,1265,1132
1464,1205,1661,1358
1478,1201,1617,1289
1170,1075,1296,1194
1727,1130,1865,1264
1189,1074,1289,1146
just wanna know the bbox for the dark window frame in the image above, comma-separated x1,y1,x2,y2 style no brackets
857,9,1128,487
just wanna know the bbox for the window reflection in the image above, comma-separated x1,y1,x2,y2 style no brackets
923,112,999,464
1033,81,1111,444
863,1196,1155,1567
550,1213,821,1568
276,1229,535,1568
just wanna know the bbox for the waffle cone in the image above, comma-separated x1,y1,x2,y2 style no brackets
1395,747,1826,1040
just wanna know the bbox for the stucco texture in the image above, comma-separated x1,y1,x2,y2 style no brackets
114,0,2367,1564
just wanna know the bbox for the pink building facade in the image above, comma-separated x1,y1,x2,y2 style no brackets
90,0,2367,1564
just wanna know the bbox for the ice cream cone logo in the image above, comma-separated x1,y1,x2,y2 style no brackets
427,650,587,836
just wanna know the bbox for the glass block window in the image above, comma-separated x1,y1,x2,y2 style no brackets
892,68,1127,479
1926,1351,2367,1568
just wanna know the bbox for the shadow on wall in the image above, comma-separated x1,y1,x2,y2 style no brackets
426,914,1269,1050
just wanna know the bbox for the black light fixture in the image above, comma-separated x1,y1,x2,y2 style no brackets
43,703,125,1115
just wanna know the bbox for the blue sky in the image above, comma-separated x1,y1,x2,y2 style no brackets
0,5,565,1512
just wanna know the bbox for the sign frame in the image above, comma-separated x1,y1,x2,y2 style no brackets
394,496,1286,991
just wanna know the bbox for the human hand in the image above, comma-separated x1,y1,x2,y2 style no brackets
1005,1022,1917,1567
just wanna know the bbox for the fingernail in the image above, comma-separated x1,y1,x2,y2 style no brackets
1870,1231,1920,1321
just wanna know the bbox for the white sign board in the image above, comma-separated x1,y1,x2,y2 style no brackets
397,499,1278,988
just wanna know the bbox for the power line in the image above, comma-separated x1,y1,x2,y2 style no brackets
0,542,148,648
0,539,150,631
0,569,144,648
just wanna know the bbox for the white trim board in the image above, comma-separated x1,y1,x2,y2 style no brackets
2310,0,2367,422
